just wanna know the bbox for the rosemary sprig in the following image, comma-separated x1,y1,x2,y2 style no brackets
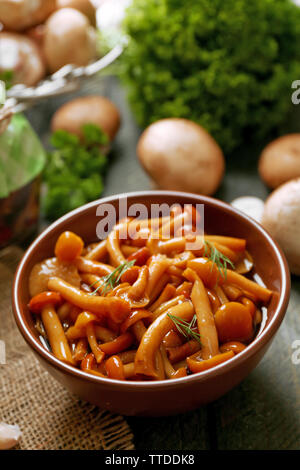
168,314,201,344
89,259,136,296
204,240,235,279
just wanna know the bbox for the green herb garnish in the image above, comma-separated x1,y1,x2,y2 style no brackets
89,260,136,296
0,70,14,90
204,240,235,280
168,314,201,344
42,124,109,221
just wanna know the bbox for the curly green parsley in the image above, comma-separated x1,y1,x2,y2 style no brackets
122,0,300,152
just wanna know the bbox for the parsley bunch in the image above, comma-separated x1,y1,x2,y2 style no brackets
42,124,108,221
122,0,300,152
0,71,14,90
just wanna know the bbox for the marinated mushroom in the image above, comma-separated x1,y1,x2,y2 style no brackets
259,134,300,189
262,178,300,275
137,118,225,195
51,95,121,141
0,32,45,86
0,0,55,31
56,0,96,25
43,8,97,73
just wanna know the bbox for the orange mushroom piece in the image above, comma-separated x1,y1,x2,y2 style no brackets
187,350,234,373
135,301,194,378
240,297,256,318
120,309,153,334
167,339,201,364
66,311,98,340
188,258,272,302
100,332,134,355
127,246,151,266
29,292,74,365
220,341,247,355
73,338,88,362
28,291,63,313
214,302,253,343
54,231,84,263
172,367,187,378
47,277,131,323
105,355,125,380
81,353,105,377
120,265,140,284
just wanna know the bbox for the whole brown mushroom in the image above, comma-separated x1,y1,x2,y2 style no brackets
259,134,300,189
56,0,96,25
0,32,45,86
43,8,97,73
51,95,121,142
137,118,225,195
0,0,56,31
262,178,300,275
0,423,22,450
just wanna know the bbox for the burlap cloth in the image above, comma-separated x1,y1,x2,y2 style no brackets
0,247,135,450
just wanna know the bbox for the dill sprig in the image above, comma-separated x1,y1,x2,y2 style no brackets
168,314,201,344
204,240,235,279
89,260,136,296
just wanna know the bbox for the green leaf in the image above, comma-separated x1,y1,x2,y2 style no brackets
82,123,109,146
168,313,201,344
89,260,136,296
0,70,14,90
204,240,235,280
42,123,110,221
50,129,79,149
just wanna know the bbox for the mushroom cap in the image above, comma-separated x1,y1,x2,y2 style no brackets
0,0,56,31
262,178,300,275
137,118,225,196
56,0,96,25
51,95,121,141
43,8,97,73
0,423,21,450
259,134,300,189
231,196,265,223
0,32,45,86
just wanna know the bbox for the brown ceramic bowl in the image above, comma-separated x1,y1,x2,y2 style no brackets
12,191,290,416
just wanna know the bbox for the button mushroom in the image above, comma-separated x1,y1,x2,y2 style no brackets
259,134,300,189
231,196,265,223
0,32,45,86
51,95,121,142
0,0,56,31
0,422,21,450
56,0,96,25
43,8,97,73
137,118,225,195
262,178,300,275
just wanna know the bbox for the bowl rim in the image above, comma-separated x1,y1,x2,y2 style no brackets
12,190,291,390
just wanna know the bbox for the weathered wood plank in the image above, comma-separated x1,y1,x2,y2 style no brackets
213,279,300,450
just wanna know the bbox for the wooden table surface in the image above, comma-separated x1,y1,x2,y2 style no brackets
25,76,300,450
